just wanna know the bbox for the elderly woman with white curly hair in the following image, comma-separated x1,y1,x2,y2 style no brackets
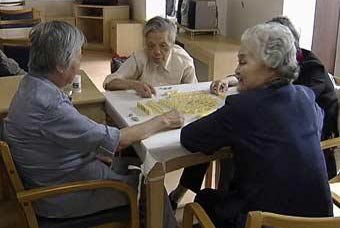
174,22,333,228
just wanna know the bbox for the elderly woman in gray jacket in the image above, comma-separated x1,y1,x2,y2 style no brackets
3,21,180,228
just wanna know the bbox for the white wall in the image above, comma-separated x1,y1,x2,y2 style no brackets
226,0,284,39
334,21,340,76
283,0,316,49
216,0,227,36
130,0,146,21
146,0,165,20
131,0,165,21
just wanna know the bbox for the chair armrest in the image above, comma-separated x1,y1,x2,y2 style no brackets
17,179,139,228
330,175,340,184
329,177,340,208
333,75,340,85
17,179,136,201
183,202,215,228
320,138,340,150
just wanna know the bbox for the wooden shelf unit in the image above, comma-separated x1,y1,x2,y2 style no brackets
111,21,144,56
74,3,129,51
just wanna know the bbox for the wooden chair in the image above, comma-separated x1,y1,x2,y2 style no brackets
0,141,139,228
182,202,340,228
245,211,340,228
182,202,215,228
321,137,340,208
0,199,28,228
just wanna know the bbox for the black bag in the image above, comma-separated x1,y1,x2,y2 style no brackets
111,56,128,73
166,0,176,17
177,0,184,24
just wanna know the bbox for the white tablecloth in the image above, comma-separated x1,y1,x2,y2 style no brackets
104,82,238,174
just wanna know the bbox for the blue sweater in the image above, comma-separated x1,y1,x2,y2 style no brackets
181,83,333,227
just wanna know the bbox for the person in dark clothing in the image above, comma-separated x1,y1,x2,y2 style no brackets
210,16,338,178
295,48,338,178
180,22,333,228
170,16,338,209
269,17,338,179
0,49,25,76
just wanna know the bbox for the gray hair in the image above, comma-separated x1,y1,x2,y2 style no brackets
143,16,177,44
267,16,300,49
28,21,85,76
241,23,299,81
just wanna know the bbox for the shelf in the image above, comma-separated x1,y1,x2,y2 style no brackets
85,42,106,51
74,4,129,9
74,3,129,51
77,15,103,20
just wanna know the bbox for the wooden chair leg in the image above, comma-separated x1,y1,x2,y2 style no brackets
215,160,221,189
0,200,28,228
205,162,213,188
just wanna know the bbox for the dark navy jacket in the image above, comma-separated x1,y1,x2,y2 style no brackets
295,49,338,139
181,84,333,227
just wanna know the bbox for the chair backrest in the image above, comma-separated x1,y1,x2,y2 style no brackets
0,141,24,192
183,203,340,228
0,140,140,228
320,137,340,150
182,203,216,228
323,137,340,208
245,211,340,228
0,141,39,228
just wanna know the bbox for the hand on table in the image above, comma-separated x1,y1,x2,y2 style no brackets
210,75,239,95
160,109,184,130
210,80,228,95
134,81,156,98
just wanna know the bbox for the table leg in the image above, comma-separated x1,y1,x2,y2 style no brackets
146,162,165,228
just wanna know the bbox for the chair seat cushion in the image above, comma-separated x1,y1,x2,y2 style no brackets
38,205,131,228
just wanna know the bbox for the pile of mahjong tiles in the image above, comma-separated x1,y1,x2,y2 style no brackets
137,90,221,117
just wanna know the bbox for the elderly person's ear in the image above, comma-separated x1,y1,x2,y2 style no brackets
56,65,65,74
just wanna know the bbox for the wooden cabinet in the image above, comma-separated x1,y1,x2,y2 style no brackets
45,16,76,26
111,21,144,56
74,3,129,51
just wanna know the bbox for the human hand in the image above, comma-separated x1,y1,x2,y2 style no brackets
96,154,113,166
210,80,227,95
134,81,156,98
160,109,184,130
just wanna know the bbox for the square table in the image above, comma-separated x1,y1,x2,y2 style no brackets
105,82,236,228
